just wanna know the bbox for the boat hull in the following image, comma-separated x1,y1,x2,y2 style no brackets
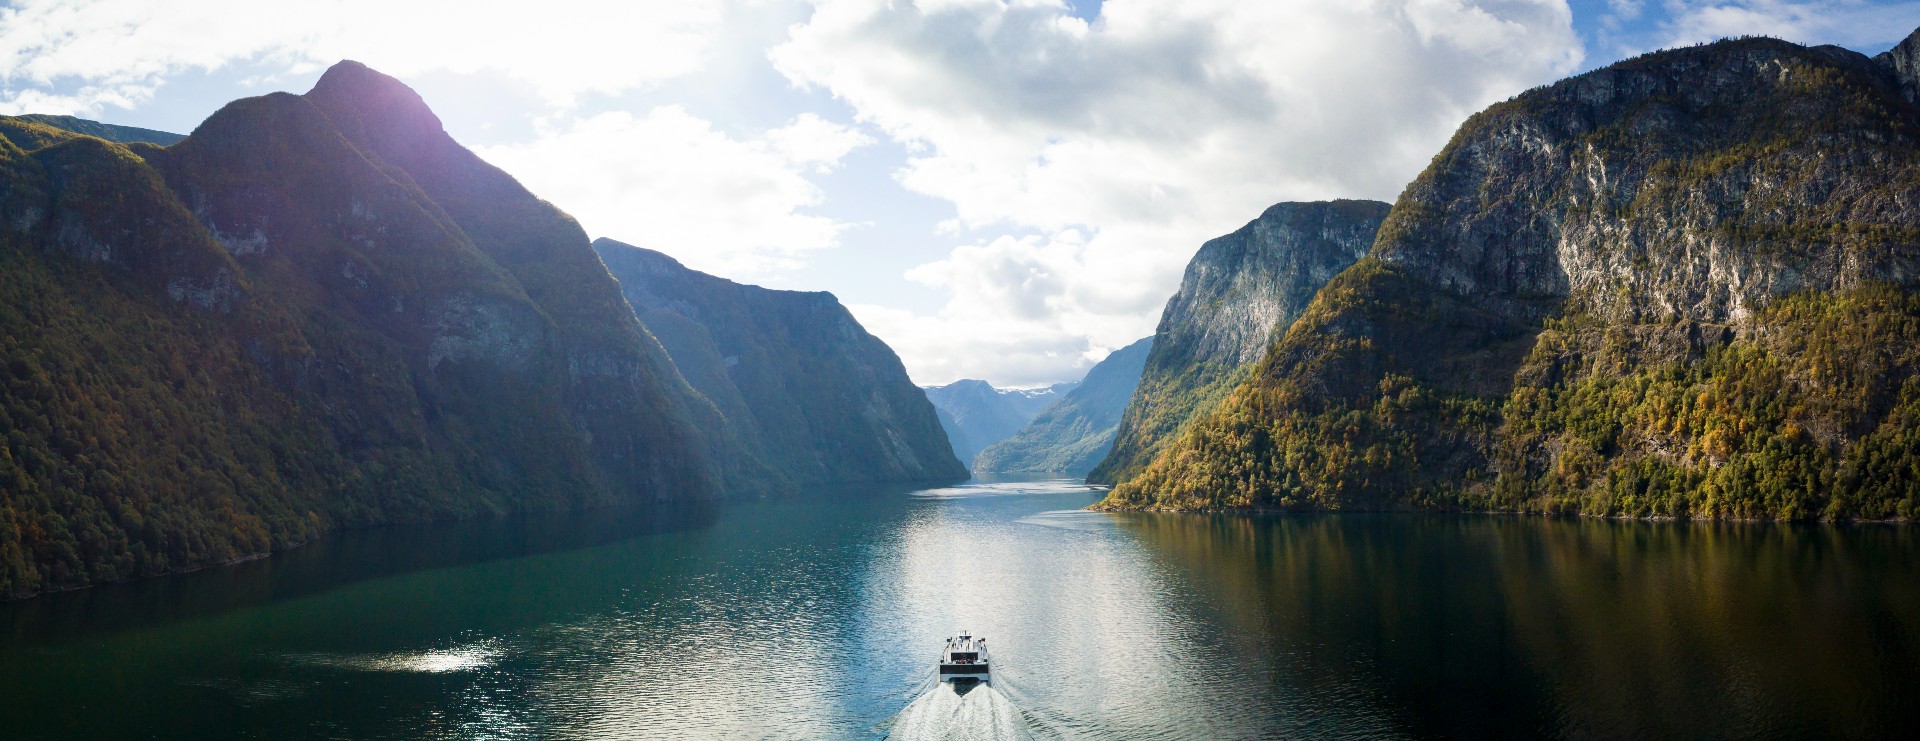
939,664,991,683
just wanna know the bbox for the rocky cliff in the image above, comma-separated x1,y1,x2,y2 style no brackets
974,337,1152,475
1087,200,1389,484
595,238,966,486
1105,32,1920,521
0,63,747,599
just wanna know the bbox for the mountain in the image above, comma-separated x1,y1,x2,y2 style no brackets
923,379,1076,465
0,63,756,599
594,238,966,486
6,114,185,146
1087,200,1390,484
974,337,1153,475
1104,32,1920,521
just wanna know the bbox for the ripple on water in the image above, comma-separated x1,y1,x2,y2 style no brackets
1015,509,1118,532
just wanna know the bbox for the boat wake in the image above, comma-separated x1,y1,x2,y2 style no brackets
885,681,1038,741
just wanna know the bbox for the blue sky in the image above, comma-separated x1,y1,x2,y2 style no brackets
3,0,1918,386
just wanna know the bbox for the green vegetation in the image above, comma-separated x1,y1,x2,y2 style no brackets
1089,360,1247,483
1488,287,1920,520
1102,259,1521,511
1102,34,1920,520
1089,200,1388,484
0,67,727,598
1110,282,1920,521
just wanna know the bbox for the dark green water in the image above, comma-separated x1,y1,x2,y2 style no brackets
3,479,1917,739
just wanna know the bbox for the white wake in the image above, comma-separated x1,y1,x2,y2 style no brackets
886,681,1037,741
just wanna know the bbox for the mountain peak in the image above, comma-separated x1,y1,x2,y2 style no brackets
305,59,445,145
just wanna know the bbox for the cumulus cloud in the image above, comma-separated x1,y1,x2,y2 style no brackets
0,0,724,112
775,0,1584,385
864,227,1184,386
476,108,872,278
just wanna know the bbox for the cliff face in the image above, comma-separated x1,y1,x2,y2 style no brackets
1088,200,1389,484
1105,32,1920,520
0,64,738,599
974,337,1152,475
923,379,1073,465
595,238,967,486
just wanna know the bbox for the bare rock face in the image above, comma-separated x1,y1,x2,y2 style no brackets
1088,200,1388,484
1376,39,1920,326
1874,27,1920,104
1106,33,1920,520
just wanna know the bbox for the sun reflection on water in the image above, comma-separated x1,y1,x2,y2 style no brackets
285,639,503,674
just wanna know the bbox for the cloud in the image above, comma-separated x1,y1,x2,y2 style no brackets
1653,0,1920,50
857,224,1227,386
0,0,724,112
775,0,1584,385
476,107,872,277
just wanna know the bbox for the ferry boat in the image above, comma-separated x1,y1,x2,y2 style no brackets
939,632,991,683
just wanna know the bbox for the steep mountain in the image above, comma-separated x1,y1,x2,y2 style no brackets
1105,32,1920,521
594,238,966,486
974,337,1152,475
9,114,185,146
923,379,1075,465
0,62,749,599
1087,200,1390,484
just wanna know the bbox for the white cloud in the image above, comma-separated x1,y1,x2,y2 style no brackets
476,107,871,278
856,224,1202,386
765,112,875,171
1654,0,1920,50
775,0,1584,385
0,0,725,112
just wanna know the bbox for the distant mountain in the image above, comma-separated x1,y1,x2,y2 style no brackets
1088,200,1389,484
0,62,764,599
7,114,185,146
975,337,1152,475
1105,31,1920,520
923,379,1077,465
595,238,966,486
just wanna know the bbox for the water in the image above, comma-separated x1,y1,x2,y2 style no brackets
3,478,1917,739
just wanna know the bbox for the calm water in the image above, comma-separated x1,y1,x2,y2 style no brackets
3,479,1918,739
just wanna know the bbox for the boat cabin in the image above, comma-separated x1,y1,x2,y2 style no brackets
940,632,991,680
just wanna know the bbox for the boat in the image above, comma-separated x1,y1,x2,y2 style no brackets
939,631,991,683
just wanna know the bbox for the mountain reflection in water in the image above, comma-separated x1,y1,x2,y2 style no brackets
1,480,1915,739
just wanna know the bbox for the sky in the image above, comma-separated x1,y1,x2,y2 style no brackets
3,1,1919,388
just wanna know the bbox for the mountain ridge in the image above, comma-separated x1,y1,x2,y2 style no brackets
1103,31,1920,521
1088,199,1390,484
923,378,1075,466
0,63,746,598
595,237,967,487
974,337,1153,475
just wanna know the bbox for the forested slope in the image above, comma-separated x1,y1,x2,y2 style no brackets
1105,33,1920,521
